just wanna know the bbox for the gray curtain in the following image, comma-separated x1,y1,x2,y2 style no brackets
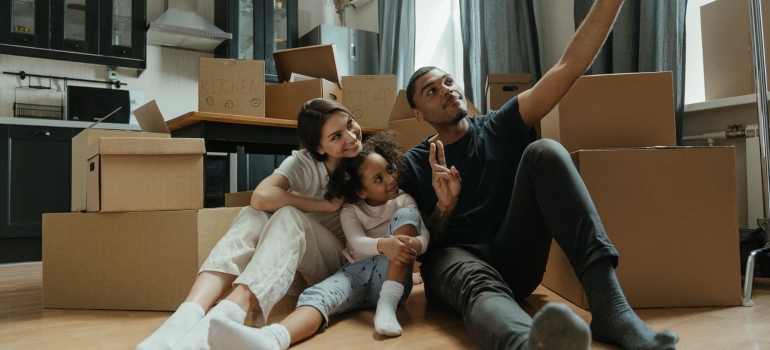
459,0,542,113
575,0,688,144
379,0,415,90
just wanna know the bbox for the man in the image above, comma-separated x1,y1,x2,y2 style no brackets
400,0,679,349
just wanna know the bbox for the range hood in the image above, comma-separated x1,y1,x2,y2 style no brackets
147,8,232,53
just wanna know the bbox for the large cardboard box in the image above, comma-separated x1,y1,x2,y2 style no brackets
541,147,742,309
387,90,482,149
198,58,266,117
701,0,769,100
267,44,396,129
71,100,171,212
485,73,532,111
86,137,205,212
42,207,242,311
540,72,677,153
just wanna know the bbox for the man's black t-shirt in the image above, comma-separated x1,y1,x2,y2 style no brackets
401,96,535,256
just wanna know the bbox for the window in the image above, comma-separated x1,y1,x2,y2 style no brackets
414,0,464,91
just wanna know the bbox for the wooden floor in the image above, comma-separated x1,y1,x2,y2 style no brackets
2,262,770,349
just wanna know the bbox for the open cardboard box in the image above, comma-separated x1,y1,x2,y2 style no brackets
198,58,266,117
42,207,242,311
540,72,677,153
71,100,170,212
267,44,396,129
85,137,205,212
542,146,742,309
387,90,482,149
266,44,342,120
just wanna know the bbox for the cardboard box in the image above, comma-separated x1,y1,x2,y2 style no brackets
540,72,677,153
541,147,741,309
267,44,343,120
342,75,397,129
485,73,532,111
225,191,253,207
387,90,482,149
701,0,769,100
71,100,171,212
42,207,242,311
267,44,397,129
198,58,266,117
86,137,205,212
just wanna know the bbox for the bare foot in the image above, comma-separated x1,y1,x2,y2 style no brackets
412,272,423,285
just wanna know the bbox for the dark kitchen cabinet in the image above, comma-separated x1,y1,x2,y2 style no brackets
0,0,146,70
0,125,75,263
202,153,286,208
215,0,298,83
236,153,287,192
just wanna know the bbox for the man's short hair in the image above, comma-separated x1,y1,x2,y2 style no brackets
406,66,439,108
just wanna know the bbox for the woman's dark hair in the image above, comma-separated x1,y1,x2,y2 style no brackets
325,131,409,204
297,98,354,162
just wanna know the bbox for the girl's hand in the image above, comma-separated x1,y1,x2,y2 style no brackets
378,237,416,267
324,197,345,213
430,141,461,212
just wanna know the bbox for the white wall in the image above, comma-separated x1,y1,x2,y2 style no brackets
532,0,575,72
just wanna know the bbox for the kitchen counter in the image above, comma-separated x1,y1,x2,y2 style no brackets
0,117,141,130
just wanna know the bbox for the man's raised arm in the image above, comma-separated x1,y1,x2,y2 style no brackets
518,0,624,128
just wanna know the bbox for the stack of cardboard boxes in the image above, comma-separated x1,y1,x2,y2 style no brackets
537,72,742,309
43,100,242,312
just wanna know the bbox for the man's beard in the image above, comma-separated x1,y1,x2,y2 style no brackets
452,109,468,123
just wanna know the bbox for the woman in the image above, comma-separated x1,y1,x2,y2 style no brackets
137,98,364,350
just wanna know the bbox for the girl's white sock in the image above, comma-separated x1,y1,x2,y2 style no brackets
171,300,247,350
136,302,205,350
374,280,405,336
208,319,290,350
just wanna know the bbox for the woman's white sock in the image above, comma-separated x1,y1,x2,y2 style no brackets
208,319,290,350
136,302,205,350
171,300,247,350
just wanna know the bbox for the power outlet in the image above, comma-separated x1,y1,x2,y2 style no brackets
108,68,119,82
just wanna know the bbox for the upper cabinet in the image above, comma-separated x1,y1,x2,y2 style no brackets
215,0,298,83
0,0,146,70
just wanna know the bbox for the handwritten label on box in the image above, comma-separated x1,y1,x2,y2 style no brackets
198,58,265,118
341,75,396,129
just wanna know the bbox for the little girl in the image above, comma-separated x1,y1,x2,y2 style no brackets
207,131,430,349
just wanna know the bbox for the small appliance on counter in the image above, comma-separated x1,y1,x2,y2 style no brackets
67,86,130,124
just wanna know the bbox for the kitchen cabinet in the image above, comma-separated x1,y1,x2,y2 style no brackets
0,0,146,70
202,153,285,208
236,153,287,192
215,0,298,82
0,125,75,263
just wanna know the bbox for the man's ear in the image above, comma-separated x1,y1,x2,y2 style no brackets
412,108,424,122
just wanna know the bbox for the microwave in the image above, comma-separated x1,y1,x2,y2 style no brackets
67,85,130,124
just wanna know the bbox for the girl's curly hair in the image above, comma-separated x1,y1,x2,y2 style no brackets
324,130,409,204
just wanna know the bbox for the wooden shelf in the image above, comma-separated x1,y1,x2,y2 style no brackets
166,111,384,134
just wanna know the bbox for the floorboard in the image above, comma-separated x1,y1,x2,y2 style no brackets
2,262,769,349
